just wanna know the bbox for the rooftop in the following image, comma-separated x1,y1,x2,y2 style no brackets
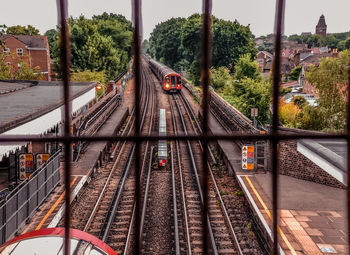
0,80,96,133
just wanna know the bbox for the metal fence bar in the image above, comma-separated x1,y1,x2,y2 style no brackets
200,0,212,254
0,153,60,245
347,46,350,254
272,0,285,254
57,0,72,255
132,0,142,253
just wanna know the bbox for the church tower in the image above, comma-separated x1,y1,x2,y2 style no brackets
316,14,327,37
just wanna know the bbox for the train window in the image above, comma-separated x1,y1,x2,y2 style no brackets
171,75,176,85
177,76,182,84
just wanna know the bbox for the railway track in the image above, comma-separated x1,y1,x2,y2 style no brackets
178,92,265,254
169,93,239,254
60,60,156,254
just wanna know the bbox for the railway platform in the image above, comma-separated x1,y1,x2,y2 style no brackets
207,111,347,254
20,106,129,234
237,173,346,255
72,107,129,176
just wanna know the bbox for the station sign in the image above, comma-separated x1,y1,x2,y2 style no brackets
18,153,34,180
36,153,50,169
242,145,254,170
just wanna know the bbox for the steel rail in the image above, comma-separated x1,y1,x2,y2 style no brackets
172,94,218,255
138,62,157,247
170,98,192,255
100,59,151,245
139,146,154,245
182,94,244,255
179,92,217,165
170,143,181,255
82,110,135,232
100,143,136,242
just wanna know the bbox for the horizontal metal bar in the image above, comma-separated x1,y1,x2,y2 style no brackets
0,133,349,143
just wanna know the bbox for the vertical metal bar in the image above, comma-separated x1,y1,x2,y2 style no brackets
132,0,142,253
200,0,212,254
347,51,350,255
272,0,285,254
57,1,72,255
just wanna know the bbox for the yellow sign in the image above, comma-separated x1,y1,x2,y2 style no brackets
242,145,255,170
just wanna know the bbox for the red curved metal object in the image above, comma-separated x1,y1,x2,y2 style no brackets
0,228,117,255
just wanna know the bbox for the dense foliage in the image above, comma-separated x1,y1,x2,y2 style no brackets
211,54,271,124
288,32,350,50
46,12,133,80
280,50,349,131
0,52,42,80
5,25,40,35
148,14,257,85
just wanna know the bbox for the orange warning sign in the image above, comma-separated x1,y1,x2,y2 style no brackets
242,145,255,170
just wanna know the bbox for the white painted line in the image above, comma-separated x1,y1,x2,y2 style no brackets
237,176,285,255
48,176,87,228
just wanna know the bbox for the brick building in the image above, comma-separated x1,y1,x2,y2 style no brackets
1,34,52,81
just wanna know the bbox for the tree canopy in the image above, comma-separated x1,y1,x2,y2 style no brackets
148,14,257,85
6,25,40,35
47,12,133,80
305,50,349,130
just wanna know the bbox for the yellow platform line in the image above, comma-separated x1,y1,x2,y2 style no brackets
245,176,297,255
35,176,78,230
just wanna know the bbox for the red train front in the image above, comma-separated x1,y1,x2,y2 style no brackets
148,58,182,93
0,228,117,255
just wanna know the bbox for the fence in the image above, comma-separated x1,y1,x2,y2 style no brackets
0,150,61,245
0,0,349,255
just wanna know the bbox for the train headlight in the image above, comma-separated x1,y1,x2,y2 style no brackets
165,83,170,88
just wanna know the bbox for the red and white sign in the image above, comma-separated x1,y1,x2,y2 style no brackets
251,108,258,117
242,145,254,170
159,159,166,167
19,153,34,180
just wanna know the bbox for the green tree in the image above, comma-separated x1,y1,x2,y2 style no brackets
292,95,307,109
148,17,187,70
288,66,302,81
13,60,42,80
148,14,257,86
48,13,132,80
210,66,232,91
232,78,271,123
6,25,40,35
71,70,107,84
0,52,11,79
234,53,261,81
306,50,349,130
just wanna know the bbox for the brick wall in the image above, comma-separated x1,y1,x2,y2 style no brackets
3,36,51,81
279,139,345,189
3,37,29,73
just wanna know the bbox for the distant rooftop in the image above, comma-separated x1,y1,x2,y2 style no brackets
0,80,96,133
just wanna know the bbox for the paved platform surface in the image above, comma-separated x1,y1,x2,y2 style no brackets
206,110,347,254
238,173,347,255
72,107,129,176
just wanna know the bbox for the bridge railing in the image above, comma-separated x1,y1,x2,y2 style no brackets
0,150,61,245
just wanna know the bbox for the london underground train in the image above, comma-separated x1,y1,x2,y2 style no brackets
0,228,116,255
148,59,182,93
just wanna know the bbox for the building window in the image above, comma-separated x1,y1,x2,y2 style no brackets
17,48,23,56
3,48,10,53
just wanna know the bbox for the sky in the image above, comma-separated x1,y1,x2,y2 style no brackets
0,0,349,39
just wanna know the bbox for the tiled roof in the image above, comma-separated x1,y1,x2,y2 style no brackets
0,34,48,49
